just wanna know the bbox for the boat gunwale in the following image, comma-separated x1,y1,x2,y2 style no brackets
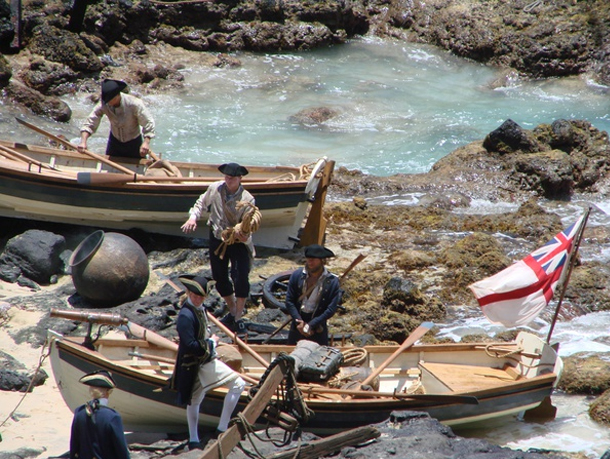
0,140,308,175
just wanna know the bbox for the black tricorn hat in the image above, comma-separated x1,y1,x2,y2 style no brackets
79,370,116,389
304,244,335,259
218,162,249,177
179,275,209,297
101,79,127,103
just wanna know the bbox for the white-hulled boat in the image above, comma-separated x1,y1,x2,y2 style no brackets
0,135,332,249
47,322,562,435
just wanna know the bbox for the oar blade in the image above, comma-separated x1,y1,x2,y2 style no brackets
360,321,434,387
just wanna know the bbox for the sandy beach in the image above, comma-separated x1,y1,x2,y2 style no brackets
0,305,73,457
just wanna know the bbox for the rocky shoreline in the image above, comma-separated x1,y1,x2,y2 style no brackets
2,1,610,121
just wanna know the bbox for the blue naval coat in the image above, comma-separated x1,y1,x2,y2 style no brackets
70,402,130,459
284,267,341,346
172,302,216,406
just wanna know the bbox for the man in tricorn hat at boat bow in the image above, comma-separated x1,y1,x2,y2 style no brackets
171,275,246,451
284,244,341,346
70,370,131,459
78,79,155,158
181,162,258,334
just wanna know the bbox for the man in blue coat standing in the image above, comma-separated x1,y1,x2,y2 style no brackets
172,275,246,451
70,370,130,459
284,244,341,346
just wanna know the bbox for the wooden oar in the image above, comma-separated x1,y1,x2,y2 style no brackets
360,321,434,388
207,312,270,368
127,321,179,352
298,385,479,404
148,150,161,161
76,171,211,185
15,117,136,176
76,171,271,186
0,144,61,171
262,253,368,345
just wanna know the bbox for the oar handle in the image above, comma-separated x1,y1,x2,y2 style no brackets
360,321,434,387
261,316,292,344
148,150,161,161
207,312,270,368
0,144,59,171
339,253,367,284
127,322,179,352
15,117,135,175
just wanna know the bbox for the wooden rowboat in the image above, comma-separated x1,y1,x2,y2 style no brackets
0,134,332,249
47,324,563,436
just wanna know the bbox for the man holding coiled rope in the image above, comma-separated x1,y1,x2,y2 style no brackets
181,162,259,334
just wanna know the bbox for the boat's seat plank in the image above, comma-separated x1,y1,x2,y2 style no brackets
419,362,518,392
95,338,151,347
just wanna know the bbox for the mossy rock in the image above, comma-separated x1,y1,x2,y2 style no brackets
558,353,610,395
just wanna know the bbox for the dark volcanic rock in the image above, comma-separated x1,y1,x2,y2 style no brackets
28,23,103,73
3,80,72,122
0,230,66,285
0,368,47,392
0,53,11,87
19,58,79,96
483,119,542,155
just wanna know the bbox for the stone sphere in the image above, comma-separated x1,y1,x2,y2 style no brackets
69,231,149,307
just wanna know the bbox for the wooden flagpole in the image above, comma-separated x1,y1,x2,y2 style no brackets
546,206,591,344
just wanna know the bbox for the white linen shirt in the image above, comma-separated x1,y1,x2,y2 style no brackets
189,181,256,254
81,93,155,142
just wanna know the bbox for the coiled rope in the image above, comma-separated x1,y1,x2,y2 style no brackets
483,344,524,359
227,412,301,459
483,344,551,377
523,0,544,13
150,0,213,4
214,201,262,259
341,347,368,366
299,161,318,180
249,352,314,426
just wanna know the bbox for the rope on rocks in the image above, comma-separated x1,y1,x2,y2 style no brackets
229,412,303,459
523,0,544,13
0,340,49,429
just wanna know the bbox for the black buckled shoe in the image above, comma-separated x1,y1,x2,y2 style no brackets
219,314,236,330
235,319,247,334
187,441,203,451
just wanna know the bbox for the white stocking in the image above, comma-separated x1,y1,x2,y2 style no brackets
186,400,203,442
217,377,246,432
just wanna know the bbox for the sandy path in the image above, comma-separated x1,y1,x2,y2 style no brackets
0,308,73,457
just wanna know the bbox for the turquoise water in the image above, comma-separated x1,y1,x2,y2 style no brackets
21,35,608,178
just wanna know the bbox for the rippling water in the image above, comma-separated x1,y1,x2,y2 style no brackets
4,36,610,177
2,35,610,457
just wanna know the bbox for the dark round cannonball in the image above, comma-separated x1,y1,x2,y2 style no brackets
69,230,149,307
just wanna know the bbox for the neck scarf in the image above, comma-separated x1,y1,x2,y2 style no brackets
301,267,329,314
220,183,243,227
